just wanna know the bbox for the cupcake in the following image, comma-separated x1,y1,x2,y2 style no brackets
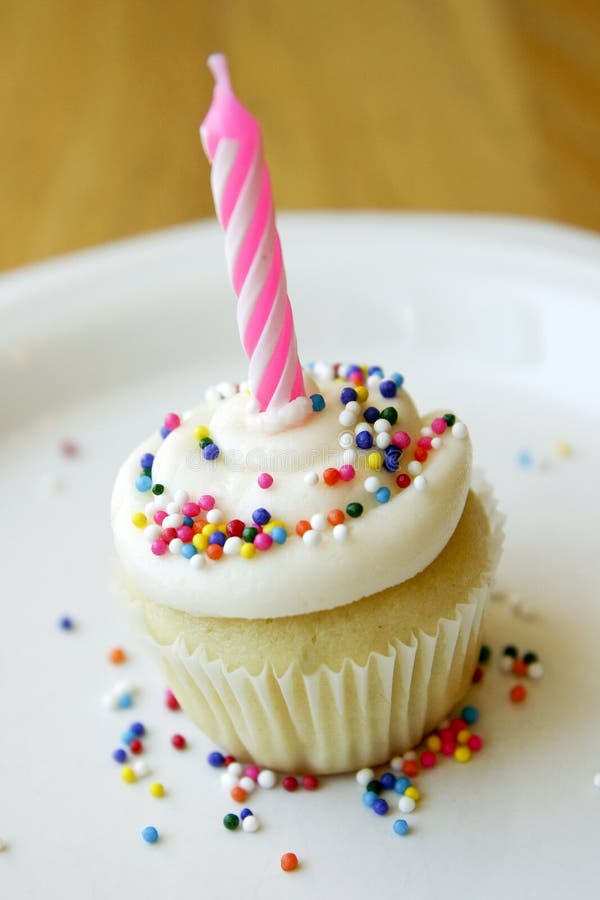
111,366,502,773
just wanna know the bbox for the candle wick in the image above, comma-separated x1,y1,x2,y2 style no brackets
207,53,232,92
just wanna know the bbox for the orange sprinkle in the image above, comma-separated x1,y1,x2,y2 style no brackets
510,684,527,703
327,508,345,526
323,467,340,486
230,785,247,803
402,759,419,777
108,647,126,665
296,520,312,537
512,659,528,676
192,519,207,534
280,852,299,872
206,544,223,561
414,447,428,463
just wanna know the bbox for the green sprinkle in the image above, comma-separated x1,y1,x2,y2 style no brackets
152,484,164,495
443,413,456,426
198,437,213,450
478,644,491,664
346,502,364,518
223,813,239,831
380,407,398,426
242,527,258,543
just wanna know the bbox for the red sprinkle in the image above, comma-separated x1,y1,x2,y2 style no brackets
165,689,180,710
420,750,437,768
472,666,484,683
468,734,483,751
450,718,467,734
396,473,411,489
223,755,237,766
510,684,527,703
301,774,319,791
171,734,187,750
282,775,299,792
129,739,143,755
513,659,528,676
402,759,419,778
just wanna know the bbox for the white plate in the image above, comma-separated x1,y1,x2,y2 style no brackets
1,213,600,899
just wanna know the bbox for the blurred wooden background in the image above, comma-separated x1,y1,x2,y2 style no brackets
1,0,599,271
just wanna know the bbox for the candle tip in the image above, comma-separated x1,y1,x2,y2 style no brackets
207,53,232,92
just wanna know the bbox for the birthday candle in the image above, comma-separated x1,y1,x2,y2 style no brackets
200,54,305,413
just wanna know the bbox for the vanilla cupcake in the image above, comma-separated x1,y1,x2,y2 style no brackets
111,365,502,773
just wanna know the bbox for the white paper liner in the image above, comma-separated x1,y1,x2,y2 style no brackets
141,477,504,774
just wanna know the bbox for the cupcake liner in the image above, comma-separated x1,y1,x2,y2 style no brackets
145,477,503,773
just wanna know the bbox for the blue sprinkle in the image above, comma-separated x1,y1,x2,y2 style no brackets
393,818,409,836
160,425,171,439
383,446,402,473
516,449,533,468
368,366,384,377
121,728,136,745
394,776,411,794
240,807,253,820
130,722,145,737
135,474,152,492
252,508,271,526
362,791,378,808
379,379,397,399
373,797,389,816
271,526,287,544
346,365,362,377
207,751,225,767
141,826,159,844
117,694,133,709
390,372,404,389
181,543,197,558
461,705,479,725
140,452,154,470
379,772,396,790
203,443,220,461
208,531,226,547
183,515,194,527
340,387,357,405
58,615,74,630
363,406,380,424
356,430,373,450
310,393,325,412
375,486,391,504
112,748,127,764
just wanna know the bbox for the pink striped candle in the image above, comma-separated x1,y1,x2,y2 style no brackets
200,54,305,413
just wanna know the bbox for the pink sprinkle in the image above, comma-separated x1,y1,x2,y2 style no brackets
253,532,273,551
418,436,433,449
164,412,181,430
392,431,411,449
431,417,448,435
468,734,483,751
198,494,216,511
60,440,79,457
153,510,167,526
258,472,274,489
177,525,194,542
182,502,201,517
338,464,356,481
151,539,168,556
244,765,260,781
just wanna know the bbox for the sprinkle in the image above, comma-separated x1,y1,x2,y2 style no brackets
252,508,271,526
171,733,186,750
340,387,358,404
117,692,133,709
258,472,273,489
333,524,349,541
364,476,380,493
141,826,159,844
379,772,396,790
479,645,491,664
282,775,298,792
338,464,356,481
129,738,143,754
223,814,239,831
363,406,380,424
367,451,383,470
398,795,416,813
58,616,74,631
420,750,436,768
374,418,391,434
452,422,468,439
379,380,397,398
454,746,472,763
392,430,411,449
109,647,127,665
135,475,152,492
270,526,287,544
193,425,209,441
203,443,220,461
303,530,321,547
165,689,180,710
339,431,355,449
208,751,225,767
112,748,127,764
373,798,389,815
396,473,411,489
528,661,544,679
393,819,409,836
121,766,136,783
164,412,181,430
356,768,375,787
431,417,448,434
304,471,319,486
310,513,328,531
231,785,247,803
339,409,357,427
362,791,378,808
461,705,479,725
375,487,391,504
407,460,422,475
149,782,165,797
390,757,404,773
151,483,164,495
280,852,299,872
258,769,277,789
375,432,391,449
302,774,319,790
516,449,533,467
345,502,363,518
131,512,147,528
240,542,256,559
510,684,527,703
413,475,428,491
310,393,325,411
394,777,411,793
323,467,340,486
356,430,373,450
133,760,151,778
242,815,260,832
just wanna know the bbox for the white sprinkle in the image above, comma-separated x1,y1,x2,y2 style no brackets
420,426,433,437
342,448,357,465
206,508,224,524
242,814,260,833
133,760,151,778
145,502,156,518
144,524,162,542
356,767,374,787
398,795,416,813
174,489,189,505
367,374,381,389
221,772,239,790
154,495,169,510
314,361,333,381
205,387,221,403
389,756,404,772
403,750,417,761
413,474,428,491
101,692,118,710
376,432,391,449
527,661,544,680
189,554,205,570
374,419,391,433
224,537,243,556
169,538,183,555
303,529,321,547
227,761,243,778
239,776,256,793
333,524,349,541
166,502,181,515
304,471,319,486
452,422,468,439
364,476,380,493
355,421,372,434
499,656,514,673
339,431,355,449
345,400,361,415
339,410,357,427
431,437,443,450
310,513,328,531
593,773,600,789
257,769,276,789
162,514,184,529
407,460,422,475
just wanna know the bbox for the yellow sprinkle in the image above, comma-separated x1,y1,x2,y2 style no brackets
556,442,572,459
263,518,286,534
355,386,369,403
131,512,147,528
426,734,441,753
454,746,471,763
202,523,217,536
121,765,136,783
193,425,210,441
367,451,383,470
404,786,420,801
217,523,227,533
457,728,471,745
192,533,208,551
149,782,165,798
240,543,256,559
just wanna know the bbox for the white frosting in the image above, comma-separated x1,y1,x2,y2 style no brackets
111,377,471,619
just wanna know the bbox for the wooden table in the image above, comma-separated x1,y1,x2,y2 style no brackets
2,0,599,271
